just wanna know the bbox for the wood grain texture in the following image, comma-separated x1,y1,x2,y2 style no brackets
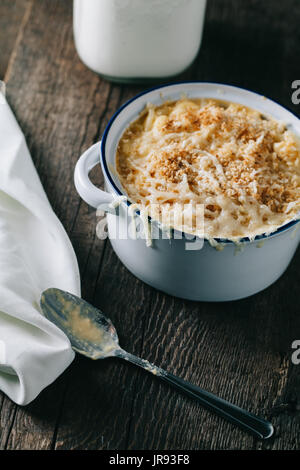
0,0,33,80
0,0,299,450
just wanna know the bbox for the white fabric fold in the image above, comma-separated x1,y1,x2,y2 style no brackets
0,89,80,405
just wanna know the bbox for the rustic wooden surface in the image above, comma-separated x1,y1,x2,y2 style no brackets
0,0,299,450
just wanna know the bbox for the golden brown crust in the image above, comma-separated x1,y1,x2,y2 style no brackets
116,98,300,239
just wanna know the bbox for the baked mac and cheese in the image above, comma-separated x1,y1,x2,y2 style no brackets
116,98,300,240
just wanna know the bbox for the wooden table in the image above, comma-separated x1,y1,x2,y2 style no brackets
0,0,299,451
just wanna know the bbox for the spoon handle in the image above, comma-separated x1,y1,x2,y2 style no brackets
116,350,273,440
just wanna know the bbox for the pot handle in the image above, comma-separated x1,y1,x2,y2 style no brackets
74,142,114,209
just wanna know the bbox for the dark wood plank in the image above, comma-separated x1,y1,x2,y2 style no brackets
0,0,33,80
0,0,299,450
0,395,17,449
125,249,300,450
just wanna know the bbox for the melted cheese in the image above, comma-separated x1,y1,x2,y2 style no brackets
116,98,300,241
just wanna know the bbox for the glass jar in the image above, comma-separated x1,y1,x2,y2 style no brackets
73,0,207,83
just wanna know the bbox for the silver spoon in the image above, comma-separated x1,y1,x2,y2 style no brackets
40,288,274,440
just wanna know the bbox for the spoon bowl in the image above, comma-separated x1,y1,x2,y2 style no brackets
40,288,119,359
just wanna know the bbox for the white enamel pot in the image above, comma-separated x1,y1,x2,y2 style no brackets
74,83,300,301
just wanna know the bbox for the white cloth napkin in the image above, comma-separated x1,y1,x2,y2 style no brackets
0,86,80,405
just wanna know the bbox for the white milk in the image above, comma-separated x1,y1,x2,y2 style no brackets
73,0,207,81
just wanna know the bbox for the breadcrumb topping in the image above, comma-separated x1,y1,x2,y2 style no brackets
116,98,300,240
